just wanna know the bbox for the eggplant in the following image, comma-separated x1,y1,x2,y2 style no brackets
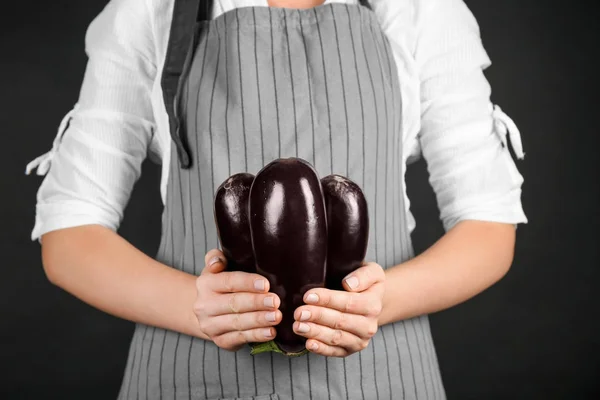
249,158,328,355
214,173,256,273
321,175,369,290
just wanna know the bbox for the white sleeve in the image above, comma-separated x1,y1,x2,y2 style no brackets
25,0,157,241
415,0,528,231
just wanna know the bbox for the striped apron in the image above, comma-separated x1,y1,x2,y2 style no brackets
118,1,446,399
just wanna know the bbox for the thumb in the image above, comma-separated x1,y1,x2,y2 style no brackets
202,249,227,275
342,262,385,292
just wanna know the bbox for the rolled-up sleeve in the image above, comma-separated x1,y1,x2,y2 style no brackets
415,0,527,231
26,0,156,241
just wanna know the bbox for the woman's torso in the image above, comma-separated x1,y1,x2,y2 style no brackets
116,2,445,399
145,0,423,234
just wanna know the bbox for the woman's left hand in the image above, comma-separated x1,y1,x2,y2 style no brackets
293,262,386,357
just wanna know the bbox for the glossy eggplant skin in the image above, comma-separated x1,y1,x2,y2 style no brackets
214,173,256,273
249,158,328,354
321,175,369,290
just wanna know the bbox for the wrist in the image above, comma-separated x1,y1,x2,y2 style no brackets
378,264,407,326
378,258,429,325
181,273,210,341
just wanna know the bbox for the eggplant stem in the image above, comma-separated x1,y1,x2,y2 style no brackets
249,341,309,357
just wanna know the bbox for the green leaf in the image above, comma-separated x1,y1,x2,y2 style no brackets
249,340,309,357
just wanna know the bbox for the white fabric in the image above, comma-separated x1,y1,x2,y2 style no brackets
26,0,528,241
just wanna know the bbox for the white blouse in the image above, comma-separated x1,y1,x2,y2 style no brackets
26,0,527,241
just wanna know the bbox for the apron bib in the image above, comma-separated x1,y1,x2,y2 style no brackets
118,1,445,399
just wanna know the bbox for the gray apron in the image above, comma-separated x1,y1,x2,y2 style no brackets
118,1,445,399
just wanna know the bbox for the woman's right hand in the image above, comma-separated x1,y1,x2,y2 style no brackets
194,249,282,351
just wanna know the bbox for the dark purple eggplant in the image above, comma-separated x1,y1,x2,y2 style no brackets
214,173,256,273
321,175,369,290
249,158,328,355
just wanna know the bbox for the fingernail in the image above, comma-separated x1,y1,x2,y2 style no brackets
297,323,310,333
345,276,359,290
300,310,311,321
263,328,273,337
254,279,266,291
309,342,318,350
305,294,319,304
266,312,276,322
264,297,275,308
208,256,221,267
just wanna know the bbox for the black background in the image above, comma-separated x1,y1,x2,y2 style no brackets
1,0,599,399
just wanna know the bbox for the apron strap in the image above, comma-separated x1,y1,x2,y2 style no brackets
197,0,214,21
161,0,214,169
358,0,372,10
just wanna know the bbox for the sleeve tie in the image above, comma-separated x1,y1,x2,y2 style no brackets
492,104,525,160
25,104,79,176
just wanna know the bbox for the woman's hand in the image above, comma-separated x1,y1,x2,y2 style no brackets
193,249,282,351
293,262,386,357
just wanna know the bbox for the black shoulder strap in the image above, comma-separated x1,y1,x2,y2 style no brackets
161,0,214,169
197,0,213,21
359,0,372,10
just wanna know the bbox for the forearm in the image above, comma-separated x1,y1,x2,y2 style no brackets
378,220,516,325
41,225,207,340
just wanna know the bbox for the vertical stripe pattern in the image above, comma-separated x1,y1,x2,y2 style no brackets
118,4,445,400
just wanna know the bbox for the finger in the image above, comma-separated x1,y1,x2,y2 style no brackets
202,249,227,275
342,262,386,293
292,322,366,354
305,339,350,358
213,327,276,349
294,306,377,339
209,292,281,316
209,310,282,336
208,271,270,293
304,288,382,317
